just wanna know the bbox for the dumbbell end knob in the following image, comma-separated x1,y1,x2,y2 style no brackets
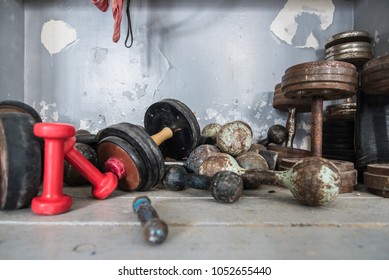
31,195,72,215
91,172,118,200
104,157,127,180
132,196,152,213
144,219,169,245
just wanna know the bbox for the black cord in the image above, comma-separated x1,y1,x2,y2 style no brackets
125,0,134,48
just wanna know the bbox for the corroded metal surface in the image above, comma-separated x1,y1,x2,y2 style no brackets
367,163,389,176
235,151,269,170
243,157,340,206
272,83,311,112
282,61,358,100
364,163,389,197
325,102,356,120
216,121,252,156
209,171,243,203
280,158,356,193
132,196,168,245
267,145,311,170
185,144,220,174
325,30,372,49
201,123,222,145
199,153,244,177
258,124,288,146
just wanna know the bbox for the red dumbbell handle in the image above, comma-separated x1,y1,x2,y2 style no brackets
64,141,119,199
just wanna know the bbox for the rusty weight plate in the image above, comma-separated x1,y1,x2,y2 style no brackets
325,103,356,120
325,30,372,49
272,83,312,112
364,172,389,197
362,54,389,75
325,41,372,55
282,61,358,100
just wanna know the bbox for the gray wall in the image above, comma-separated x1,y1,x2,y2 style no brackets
354,0,389,57
0,0,24,101
2,0,363,150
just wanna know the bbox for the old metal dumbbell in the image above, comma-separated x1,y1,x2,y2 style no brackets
163,165,244,203
132,196,168,245
199,153,340,206
281,61,358,157
96,99,200,192
258,124,288,147
32,123,119,215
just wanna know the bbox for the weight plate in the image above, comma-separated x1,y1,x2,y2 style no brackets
325,41,372,55
97,123,164,191
362,69,389,84
272,84,311,112
0,100,42,123
364,172,389,190
97,136,147,191
144,99,200,160
323,119,355,127
366,163,389,176
325,52,373,67
322,136,354,146
283,82,357,100
323,126,354,135
284,60,357,75
282,73,358,87
362,54,389,75
325,30,372,49
0,113,42,210
322,144,354,152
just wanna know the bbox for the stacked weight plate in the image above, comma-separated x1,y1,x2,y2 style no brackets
281,61,358,157
361,54,389,95
364,164,389,197
325,30,373,69
322,101,356,163
280,158,357,193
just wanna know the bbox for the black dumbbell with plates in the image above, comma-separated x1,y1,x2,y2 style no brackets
95,99,200,192
0,100,42,210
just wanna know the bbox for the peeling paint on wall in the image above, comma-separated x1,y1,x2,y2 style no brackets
270,0,335,49
38,100,59,122
41,19,78,55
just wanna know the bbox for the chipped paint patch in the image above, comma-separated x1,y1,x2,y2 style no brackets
270,0,335,49
374,30,380,44
39,100,58,121
41,20,78,55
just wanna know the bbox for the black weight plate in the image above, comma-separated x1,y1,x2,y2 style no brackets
97,123,164,191
0,113,42,210
323,120,355,127
0,100,42,123
97,136,147,191
64,143,98,186
322,126,354,134
144,99,200,160
322,136,354,146
322,143,355,151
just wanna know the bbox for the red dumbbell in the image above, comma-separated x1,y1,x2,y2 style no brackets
32,123,124,215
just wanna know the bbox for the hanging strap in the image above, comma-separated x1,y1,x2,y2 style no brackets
91,0,109,12
124,0,134,48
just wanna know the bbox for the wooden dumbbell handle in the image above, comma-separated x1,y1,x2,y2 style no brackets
151,127,174,146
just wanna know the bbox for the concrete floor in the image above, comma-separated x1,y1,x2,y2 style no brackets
0,183,388,260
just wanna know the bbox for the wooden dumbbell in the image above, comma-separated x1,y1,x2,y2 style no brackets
281,61,358,157
199,153,340,206
96,99,200,192
132,196,168,244
0,112,42,210
163,165,243,203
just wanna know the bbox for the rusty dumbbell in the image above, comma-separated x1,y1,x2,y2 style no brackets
281,60,358,157
163,165,244,203
199,153,340,206
132,196,168,245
